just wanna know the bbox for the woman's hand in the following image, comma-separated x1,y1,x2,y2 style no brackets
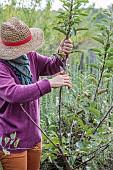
58,39,73,54
49,74,72,89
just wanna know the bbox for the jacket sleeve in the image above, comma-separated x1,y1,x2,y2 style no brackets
28,52,67,76
0,66,51,104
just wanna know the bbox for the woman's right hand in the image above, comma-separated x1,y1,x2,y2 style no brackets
49,74,72,89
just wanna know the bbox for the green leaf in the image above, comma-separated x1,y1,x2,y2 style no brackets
74,117,88,132
42,153,56,162
62,2,71,8
63,149,68,154
103,11,111,17
77,0,88,3
51,137,59,144
53,27,67,35
79,12,88,16
86,77,98,86
94,23,107,30
106,29,110,36
88,63,99,70
103,78,110,83
42,133,47,141
48,125,57,129
90,48,101,53
44,143,53,149
108,52,113,57
110,32,113,36
69,156,76,166
76,141,84,149
74,3,82,10
111,22,113,27
85,84,96,89
5,137,10,144
102,73,111,78
109,48,113,52
106,60,113,68
102,19,109,23
86,128,95,136
14,138,20,148
10,132,16,140
63,6,70,11
86,107,100,117
80,147,90,152
51,131,58,138
92,36,104,45
76,27,88,31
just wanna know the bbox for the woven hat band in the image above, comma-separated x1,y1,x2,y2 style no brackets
1,33,32,47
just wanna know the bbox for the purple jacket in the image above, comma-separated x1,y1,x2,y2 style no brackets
0,52,64,153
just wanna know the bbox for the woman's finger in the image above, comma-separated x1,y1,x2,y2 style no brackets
64,39,72,44
64,80,71,84
64,43,73,48
63,82,72,88
63,49,71,54
60,75,71,79
63,47,73,51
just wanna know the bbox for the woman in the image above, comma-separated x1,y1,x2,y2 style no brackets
0,17,73,170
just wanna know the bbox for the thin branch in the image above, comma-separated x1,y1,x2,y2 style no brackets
58,144,74,170
83,139,113,158
20,104,57,148
66,0,74,39
58,1,74,169
94,52,107,101
93,105,113,134
75,140,112,169
75,155,95,169
59,87,63,146
94,32,110,101
21,103,74,170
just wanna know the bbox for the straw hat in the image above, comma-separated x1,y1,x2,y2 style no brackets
0,17,44,60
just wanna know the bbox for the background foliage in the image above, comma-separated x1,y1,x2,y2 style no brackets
0,0,113,170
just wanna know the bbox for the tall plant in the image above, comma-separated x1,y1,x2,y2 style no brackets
41,3,113,170
41,0,89,170
62,4,113,169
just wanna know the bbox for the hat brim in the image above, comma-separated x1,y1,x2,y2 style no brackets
0,28,44,60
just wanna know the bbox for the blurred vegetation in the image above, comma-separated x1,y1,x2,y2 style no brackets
0,0,113,170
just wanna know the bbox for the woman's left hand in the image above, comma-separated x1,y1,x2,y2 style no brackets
58,39,73,54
